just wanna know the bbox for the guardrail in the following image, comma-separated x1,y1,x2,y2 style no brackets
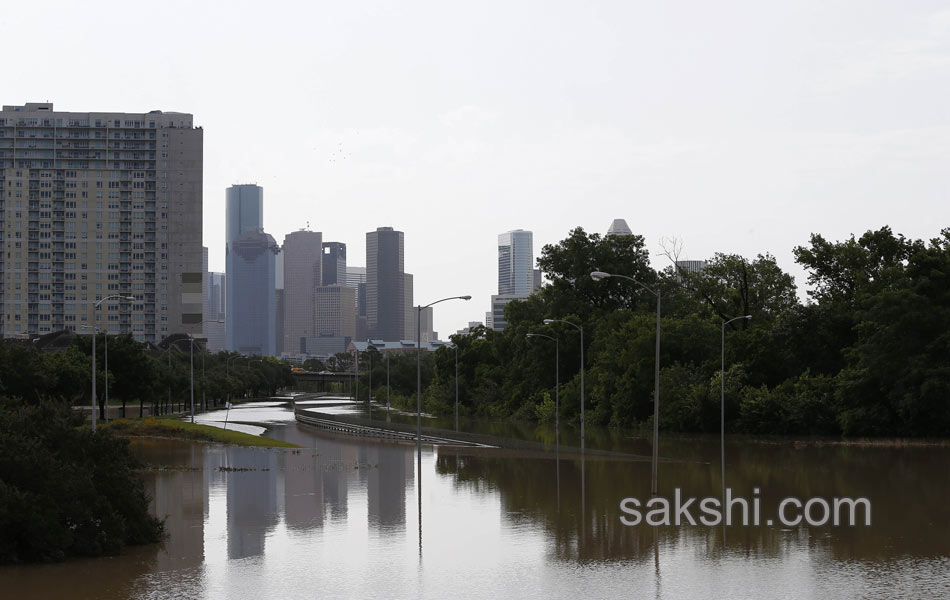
294,405,492,447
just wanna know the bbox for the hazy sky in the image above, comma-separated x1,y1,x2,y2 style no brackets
4,1,948,335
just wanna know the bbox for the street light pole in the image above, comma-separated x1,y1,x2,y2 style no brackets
721,314,751,536
526,333,559,445
226,354,246,407
167,336,200,423
104,329,108,423
590,270,661,496
542,319,583,450
189,336,195,423
89,294,134,431
454,344,459,432
167,343,172,415
417,296,471,474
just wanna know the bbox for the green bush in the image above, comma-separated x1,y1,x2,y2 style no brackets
738,373,839,435
0,398,163,564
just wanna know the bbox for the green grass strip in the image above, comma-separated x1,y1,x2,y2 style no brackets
102,417,301,448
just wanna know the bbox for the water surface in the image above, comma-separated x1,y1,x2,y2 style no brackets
1,400,947,599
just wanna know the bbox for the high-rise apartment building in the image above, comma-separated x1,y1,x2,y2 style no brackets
0,102,203,341
225,184,277,355
322,242,346,286
498,229,534,295
366,227,405,340
282,230,322,354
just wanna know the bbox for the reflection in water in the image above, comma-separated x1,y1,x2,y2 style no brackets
283,447,323,531
1,405,949,599
227,450,278,560
366,445,411,530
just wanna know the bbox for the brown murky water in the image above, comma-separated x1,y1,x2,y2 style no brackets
1,400,948,599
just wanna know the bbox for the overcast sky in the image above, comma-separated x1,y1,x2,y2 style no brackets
3,1,948,336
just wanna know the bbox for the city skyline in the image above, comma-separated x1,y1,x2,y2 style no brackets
4,2,947,337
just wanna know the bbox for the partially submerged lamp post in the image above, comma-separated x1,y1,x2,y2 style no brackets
88,294,135,431
542,318,583,450
590,270,661,496
526,332,559,445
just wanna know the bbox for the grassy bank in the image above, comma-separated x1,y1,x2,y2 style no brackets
102,417,301,448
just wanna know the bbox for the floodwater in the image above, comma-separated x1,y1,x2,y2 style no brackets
2,399,949,599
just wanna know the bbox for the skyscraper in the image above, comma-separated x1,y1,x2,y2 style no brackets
229,230,278,355
346,265,367,341
274,250,284,356
607,218,632,236
411,306,436,343
226,184,263,245
314,285,355,339
366,227,405,340
322,242,346,286
345,265,365,312
403,272,414,340
491,229,535,330
282,229,322,354
203,247,226,351
0,102,203,341
205,270,226,352
498,229,534,295
225,184,277,355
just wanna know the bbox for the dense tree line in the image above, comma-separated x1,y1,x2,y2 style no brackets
0,399,164,564
0,334,295,419
0,336,295,563
358,226,950,437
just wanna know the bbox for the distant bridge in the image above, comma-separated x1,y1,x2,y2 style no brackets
291,370,357,392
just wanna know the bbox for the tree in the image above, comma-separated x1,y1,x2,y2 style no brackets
0,397,163,564
831,230,950,435
677,252,798,325
536,227,656,319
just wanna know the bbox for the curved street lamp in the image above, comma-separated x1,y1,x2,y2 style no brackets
89,294,135,431
167,337,199,423
416,296,471,458
590,270,661,497
527,333,559,445
165,320,222,423
542,318,584,449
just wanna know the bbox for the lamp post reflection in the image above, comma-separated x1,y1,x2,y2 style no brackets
721,314,751,546
415,294,470,559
